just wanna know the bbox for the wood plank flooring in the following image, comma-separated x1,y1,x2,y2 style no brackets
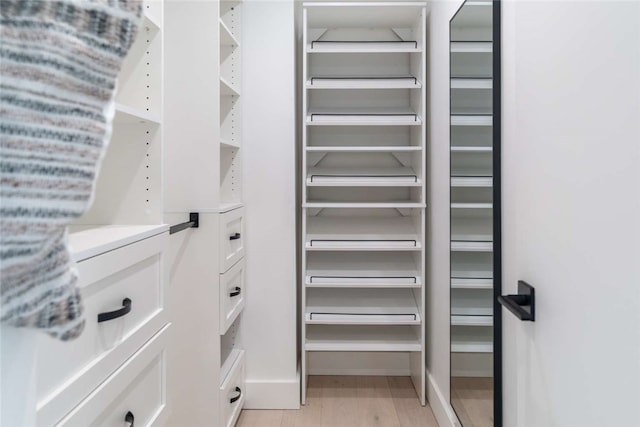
237,376,439,427
451,377,493,427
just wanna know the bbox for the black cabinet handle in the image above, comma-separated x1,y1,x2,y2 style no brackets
498,280,535,321
229,287,241,297
230,386,242,404
97,298,132,323
125,411,134,427
230,233,241,240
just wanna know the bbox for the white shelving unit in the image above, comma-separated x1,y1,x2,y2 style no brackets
218,2,245,427
74,1,164,250
302,2,427,405
450,0,494,376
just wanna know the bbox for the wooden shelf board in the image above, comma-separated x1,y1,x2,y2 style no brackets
305,325,421,352
451,315,493,327
306,146,422,152
307,76,421,89
304,202,425,209
307,166,421,187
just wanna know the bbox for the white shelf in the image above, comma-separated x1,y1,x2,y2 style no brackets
451,177,493,187
452,289,493,316
307,167,420,187
451,146,492,152
219,349,242,386
307,41,421,53
451,252,493,279
451,115,492,126
306,216,421,251
306,146,422,152
451,202,493,209
451,241,493,252
451,326,493,353
114,103,161,125
218,202,244,213
451,315,493,327
304,201,425,209
306,289,420,325
450,78,492,89
451,210,492,241
305,325,421,352
219,18,239,47
142,12,161,33
220,77,240,97
221,139,241,149
307,76,421,89
451,278,493,290
307,107,421,126
68,224,168,263
306,252,421,288
450,42,493,53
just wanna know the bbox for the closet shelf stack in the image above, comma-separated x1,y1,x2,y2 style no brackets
301,2,427,405
450,0,495,366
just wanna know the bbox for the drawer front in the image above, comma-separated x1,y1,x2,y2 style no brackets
37,233,168,426
55,324,170,427
220,350,245,427
220,259,245,335
219,207,245,273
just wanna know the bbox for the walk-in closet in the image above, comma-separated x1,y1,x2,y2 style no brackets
2,1,639,427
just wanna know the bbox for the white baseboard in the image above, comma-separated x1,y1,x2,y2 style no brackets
426,371,461,427
244,378,300,410
308,351,410,376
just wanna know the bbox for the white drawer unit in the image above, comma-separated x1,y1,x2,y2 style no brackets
219,350,245,427
220,259,246,335
54,324,170,427
219,207,245,273
36,232,168,427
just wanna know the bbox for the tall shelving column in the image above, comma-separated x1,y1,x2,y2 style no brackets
449,0,495,377
219,1,246,427
301,2,427,405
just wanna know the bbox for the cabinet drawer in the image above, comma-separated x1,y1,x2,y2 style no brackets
219,207,245,273
220,350,245,427
37,233,168,427
55,324,170,427
220,259,245,335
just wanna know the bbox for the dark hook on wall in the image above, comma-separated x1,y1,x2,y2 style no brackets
169,212,200,235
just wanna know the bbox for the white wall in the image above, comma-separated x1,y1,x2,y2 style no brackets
242,0,299,409
502,1,640,425
425,1,465,426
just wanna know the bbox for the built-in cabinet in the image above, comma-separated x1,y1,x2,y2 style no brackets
35,3,171,425
301,2,427,405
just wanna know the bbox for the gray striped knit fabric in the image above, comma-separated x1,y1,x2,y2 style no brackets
0,1,142,340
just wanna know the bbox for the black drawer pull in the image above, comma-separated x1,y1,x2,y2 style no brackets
230,232,241,240
230,386,242,404
125,411,134,427
229,287,241,297
97,298,132,323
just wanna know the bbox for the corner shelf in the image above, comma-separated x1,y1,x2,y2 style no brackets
114,103,161,125
220,77,241,97
220,18,240,47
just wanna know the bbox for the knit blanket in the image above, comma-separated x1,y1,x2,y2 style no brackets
0,1,142,340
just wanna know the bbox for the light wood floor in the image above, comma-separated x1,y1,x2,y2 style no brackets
451,377,493,427
237,376,439,427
